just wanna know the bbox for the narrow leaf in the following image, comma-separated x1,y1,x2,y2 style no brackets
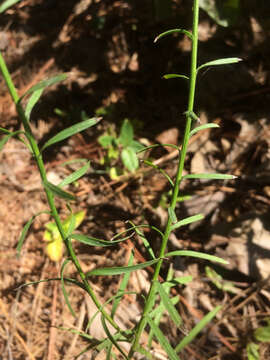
43,180,76,201
101,316,128,359
17,210,51,257
189,123,220,137
183,173,237,180
164,276,193,287
147,317,179,360
25,88,43,121
163,74,189,80
137,143,180,154
21,74,67,99
70,233,130,247
58,161,90,187
133,226,156,260
0,130,24,151
42,117,100,151
0,0,21,13
86,259,159,277
157,282,182,327
154,28,193,42
170,214,204,231
165,250,229,264
197,57,242,72
61,259,76,318
175,305,221,352
144,160,174,187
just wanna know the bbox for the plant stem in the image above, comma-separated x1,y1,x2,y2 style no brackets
128,0,199,356
0,51,123,335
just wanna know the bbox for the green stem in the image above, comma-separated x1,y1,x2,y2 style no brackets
0,51,122,335
128,0,200,356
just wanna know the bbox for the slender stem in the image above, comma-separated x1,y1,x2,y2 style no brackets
128,0,200,356
0,51,122,334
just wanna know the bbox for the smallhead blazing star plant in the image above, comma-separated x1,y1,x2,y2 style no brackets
0,0,241,358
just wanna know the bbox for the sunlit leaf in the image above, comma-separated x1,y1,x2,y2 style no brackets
170,214,204,231
165,250,228,264
254,319,270,343
197,57,242,72
58,161,90,187
189,123,220,137
247,342,259,360
183,173,237,180
25,88,43,121
0,0,21,13
121,147,138,172
21,74,67,99
118,119,133,147
43,180,76,201
70,233,131,247
163,74,189,80
154,28,193,42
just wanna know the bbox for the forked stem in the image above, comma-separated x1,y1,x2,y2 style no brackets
128,0,200,356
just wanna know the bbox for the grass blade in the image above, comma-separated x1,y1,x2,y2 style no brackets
170,214,204,231
154,28,193,42
61,259,76,318
157,282,182,327
42,117,101,151
43,180,76,201
147,317,179,360
183,173,237,180
175,305,221,352
58,161,90,187
165,250,229,264
86,259,159,277
197,57,242,72
189,123,220,137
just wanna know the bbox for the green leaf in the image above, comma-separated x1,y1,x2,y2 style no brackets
70,233,131,247
25,88,43,121
164,276,193,287
205,266,240,294
247,342,260,360
86,259,159,277
165,250,229,264
118,119,134,147
170,214,204,231
254,319,270,343
157,282,182,327
197,57,242,72
17,210,51,257
42,117,100,151
147,317,179,360
0,130,25,151
0,0,21,13
189,123,220,137
61,259,76,317
163,73,189,80
129,140,144,152
58,161,90,187
137,143,180,154
43,180,76,201
20,74,67,100
150,295,179,319
168,207,177,223
176,305,221,352
132,226,156,260
121,147,138,172
154,28,193,42
16,277,86,291
143,160,174,187
101,316,128,359
183,173,237,180
98,135,114,148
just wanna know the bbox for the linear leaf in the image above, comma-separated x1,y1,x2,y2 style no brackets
165,250,229,264
189,123,219,137
0,130,24,151
42,117,100,151
144,160,174,187
157,282,182,327
25,88,43,121
168,207,177,223
183,173,237,180
17,210,51,257
43,180,76,201
0,0,21,13
21,74,67,99
137,143,180,154
86,259,159,277
61,259,76,318
101,316,128,360
16,277,86,291
58,161,90,187
175,305,221,352
197,57,242,72
163,276,193,287
154,28,193,42
132,225,156,260
170,214,204,231
147,317,179,360
163,73,189,80
150,295,179,318
70,233,131,247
